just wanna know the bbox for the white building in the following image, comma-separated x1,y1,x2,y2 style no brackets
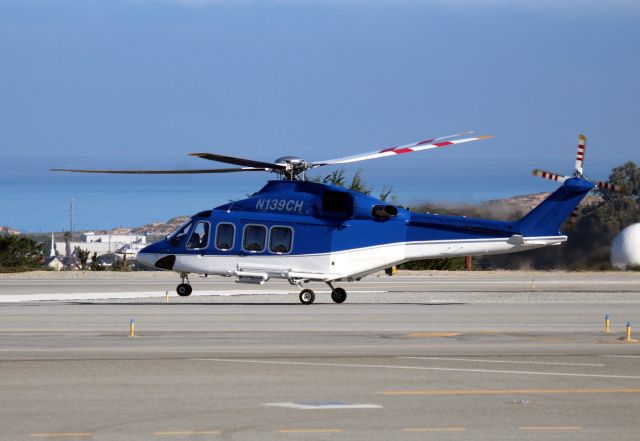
83,232,146,245
54,233,147,260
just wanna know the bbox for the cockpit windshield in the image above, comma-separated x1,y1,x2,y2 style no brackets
166,219,192,245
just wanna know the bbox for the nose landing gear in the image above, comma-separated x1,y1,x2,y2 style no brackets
176,273,192,297
299,289,315,305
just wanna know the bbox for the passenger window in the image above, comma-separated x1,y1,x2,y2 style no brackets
216,223,235,250
187,221,210,250
270,227,293,254
243,225,266,252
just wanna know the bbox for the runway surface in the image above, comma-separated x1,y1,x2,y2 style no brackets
2,271,640,440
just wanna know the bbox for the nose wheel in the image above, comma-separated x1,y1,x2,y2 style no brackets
299,289,315,305
176,283,192,296
176,273,192,297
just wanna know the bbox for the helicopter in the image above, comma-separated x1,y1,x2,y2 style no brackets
52,132,616,304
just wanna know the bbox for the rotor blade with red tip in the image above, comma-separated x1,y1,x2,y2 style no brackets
310,132,491,166
596,181,626,194
532,169,569,183
575,134,586,175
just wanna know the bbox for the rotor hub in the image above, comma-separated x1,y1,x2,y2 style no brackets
273,156,309,180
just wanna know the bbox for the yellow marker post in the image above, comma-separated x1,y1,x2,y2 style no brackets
129,319,135,338
627,321,632,342
384,266,397,276
605,314,610,333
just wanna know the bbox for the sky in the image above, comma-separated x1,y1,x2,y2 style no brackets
1,0,639,231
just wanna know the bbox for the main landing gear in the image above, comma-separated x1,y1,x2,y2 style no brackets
330,287,347,304
176,273,192,297
295,282,348,305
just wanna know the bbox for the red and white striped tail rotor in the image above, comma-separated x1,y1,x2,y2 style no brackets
596,181,626,194
532,133,628,228
575,134,586,175
567,207,580,227
532,169,569,183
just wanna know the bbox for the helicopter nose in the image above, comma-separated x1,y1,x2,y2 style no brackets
137,252,176,270
136,251,157,269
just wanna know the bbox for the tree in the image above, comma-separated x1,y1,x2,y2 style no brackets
111,255,125,271
74,247,90,270
63,231,72,258
90,252,104,271
348,170,371,195
322,169,346,187
0,236,44,271
379,186,394,202
311,168,379,196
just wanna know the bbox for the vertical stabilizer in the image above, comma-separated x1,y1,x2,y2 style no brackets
514,178,594,237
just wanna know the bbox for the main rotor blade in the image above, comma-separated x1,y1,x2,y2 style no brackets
310,132,491,166
50,167,265,174
596,181,626,194
575,134,586,175
190,153,286,170
532,169,569,183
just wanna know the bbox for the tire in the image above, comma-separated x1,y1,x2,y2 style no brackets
177,283,192,297
299,289,315,305
331,287,347,304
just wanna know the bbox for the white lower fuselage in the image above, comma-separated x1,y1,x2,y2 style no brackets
137,235,565,283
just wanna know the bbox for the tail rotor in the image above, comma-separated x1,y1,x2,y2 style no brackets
532,134,626,227
575,134,586,175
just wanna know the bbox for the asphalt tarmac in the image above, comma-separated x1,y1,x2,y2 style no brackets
2,272,640,440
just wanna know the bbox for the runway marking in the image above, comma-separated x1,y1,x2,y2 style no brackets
265,402,381,409
278,429,343,433
527,337,574,342
402,427,465,432
399,356,605,367
378,388,640,396
31,433,92,438
195,358,640,380
602,355,640,359
519,426,581,431
154,431,219,436
403,332,461,338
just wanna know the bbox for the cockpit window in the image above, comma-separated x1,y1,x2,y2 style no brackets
269,226,293,254
167,220,192,245
187,221,210,250
215,223,235,251
242,225,267,252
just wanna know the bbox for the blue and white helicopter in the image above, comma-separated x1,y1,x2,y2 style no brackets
53,132,622,304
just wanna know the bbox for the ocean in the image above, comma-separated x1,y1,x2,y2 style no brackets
0,156,616,232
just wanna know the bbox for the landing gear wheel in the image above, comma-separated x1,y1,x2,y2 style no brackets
299,289,315,305
176,283,192,297
331,287,347,304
